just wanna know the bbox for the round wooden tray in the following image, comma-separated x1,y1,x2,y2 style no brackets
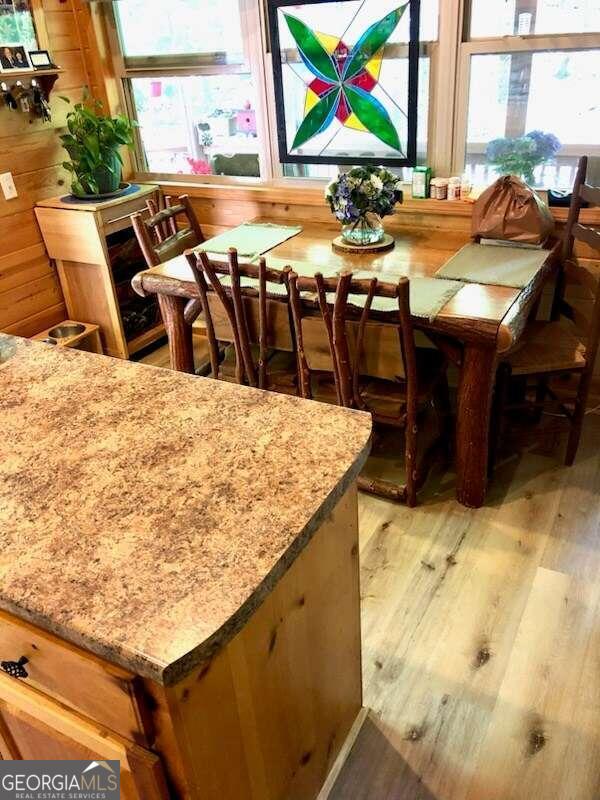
332,233,395,254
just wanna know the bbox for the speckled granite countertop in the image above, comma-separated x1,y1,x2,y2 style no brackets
0,335,371,685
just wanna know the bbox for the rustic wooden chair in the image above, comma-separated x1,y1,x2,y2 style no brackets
490,156,600,467
287,271,451,506
132,194,205,326
185,248,297,392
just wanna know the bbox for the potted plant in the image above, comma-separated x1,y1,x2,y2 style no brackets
325,166,403,247
60,98,137,198
486,130,561,186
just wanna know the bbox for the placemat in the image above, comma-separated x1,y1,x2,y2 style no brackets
338,272,465,322
199,223,303,259
214,257,339,297
436,242,550,288
211,264,463,321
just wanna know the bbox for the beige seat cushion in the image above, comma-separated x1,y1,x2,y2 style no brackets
507,321,586,376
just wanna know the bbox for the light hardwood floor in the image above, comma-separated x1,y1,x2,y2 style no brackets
140,342,600,800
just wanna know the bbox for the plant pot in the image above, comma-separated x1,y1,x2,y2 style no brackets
72,151,122,198
341,212,384,246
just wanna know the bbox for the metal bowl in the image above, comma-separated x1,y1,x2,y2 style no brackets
48,323,86,340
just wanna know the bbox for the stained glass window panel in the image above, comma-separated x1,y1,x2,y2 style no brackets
269,0,420,166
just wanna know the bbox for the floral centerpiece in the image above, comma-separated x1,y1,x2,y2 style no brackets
325,166,403,246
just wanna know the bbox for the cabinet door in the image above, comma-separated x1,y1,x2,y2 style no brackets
0,673,169,800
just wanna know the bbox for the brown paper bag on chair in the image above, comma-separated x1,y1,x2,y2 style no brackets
472,175,555,246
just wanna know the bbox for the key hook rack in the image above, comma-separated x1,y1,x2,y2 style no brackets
0,68,63,101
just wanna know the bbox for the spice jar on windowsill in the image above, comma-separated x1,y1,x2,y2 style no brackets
430,178,449,200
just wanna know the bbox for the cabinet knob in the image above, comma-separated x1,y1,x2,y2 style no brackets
1,656,29,679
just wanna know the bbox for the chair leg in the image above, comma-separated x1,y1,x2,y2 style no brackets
565,373,591,466
433,373,453,460
404,417,418,508
532,376,548,422
488,362,511,477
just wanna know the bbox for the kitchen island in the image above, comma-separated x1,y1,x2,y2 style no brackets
0,335,371,799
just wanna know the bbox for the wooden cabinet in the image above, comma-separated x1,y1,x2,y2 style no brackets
0,674,168,800
35,186,165,360
0,488,363,800
0,611,152,745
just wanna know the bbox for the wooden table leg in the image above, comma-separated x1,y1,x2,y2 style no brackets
455,343,497,508
157,294,195,374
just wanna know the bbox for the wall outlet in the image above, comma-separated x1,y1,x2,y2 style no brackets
0,172,18,201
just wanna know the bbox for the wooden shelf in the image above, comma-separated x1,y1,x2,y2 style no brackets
127,323,166,355
3,67,62,80
0,67,64,99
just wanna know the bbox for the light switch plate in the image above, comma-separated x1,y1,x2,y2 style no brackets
0,172,18,200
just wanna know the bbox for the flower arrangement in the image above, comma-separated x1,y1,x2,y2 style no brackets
486,130,561,185
325,166,403,246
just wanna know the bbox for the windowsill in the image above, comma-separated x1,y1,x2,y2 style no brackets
134,173,600,224
135,173,477,215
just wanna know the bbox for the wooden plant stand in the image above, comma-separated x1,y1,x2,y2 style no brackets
35,185,165,360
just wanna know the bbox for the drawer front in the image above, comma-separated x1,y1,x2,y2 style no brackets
100,188,159,235
0,673,169,800
0,611,153,746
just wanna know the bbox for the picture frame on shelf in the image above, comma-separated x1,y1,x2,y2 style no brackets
28,49,54,70
0,43,32,71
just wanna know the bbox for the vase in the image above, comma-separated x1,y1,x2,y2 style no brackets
341,212,384,246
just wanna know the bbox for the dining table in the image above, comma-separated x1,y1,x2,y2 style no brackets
132,218,560,509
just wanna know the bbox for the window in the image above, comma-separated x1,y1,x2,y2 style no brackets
115,0,245,60
113,0,265,178
108,0,600,188
0,0,37,50
457,0,600,188
470,0,600,37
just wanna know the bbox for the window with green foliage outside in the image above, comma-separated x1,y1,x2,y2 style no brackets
0,0,37,50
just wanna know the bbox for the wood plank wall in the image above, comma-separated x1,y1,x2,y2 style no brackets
0,0,105,338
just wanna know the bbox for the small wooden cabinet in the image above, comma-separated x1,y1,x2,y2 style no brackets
35,186,165,360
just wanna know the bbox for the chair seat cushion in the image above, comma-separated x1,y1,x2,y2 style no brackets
507,321,586,376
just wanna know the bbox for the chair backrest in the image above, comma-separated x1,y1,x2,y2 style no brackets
555,156,600,373
132,194,205,268
186,248,292,389
287,271,418,417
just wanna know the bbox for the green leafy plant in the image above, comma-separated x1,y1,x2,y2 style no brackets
486,130,561,185
59,97,138,197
